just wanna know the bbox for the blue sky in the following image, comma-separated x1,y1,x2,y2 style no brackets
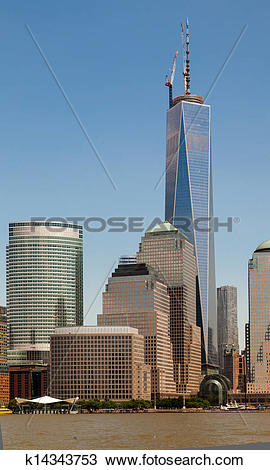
0,0,269,348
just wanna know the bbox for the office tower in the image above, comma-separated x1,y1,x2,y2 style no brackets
217,286,239,371
247,240,270,393
7,221,83,364
97,263,177,398
137,222,201,395
50,326,151,401
0,312,9,404
164,20,217,367
119,255,137,265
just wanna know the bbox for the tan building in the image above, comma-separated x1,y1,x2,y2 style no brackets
50,326,151,401
136,222,201,395
0,309,9,404
98,263,176,398
247,240,270,393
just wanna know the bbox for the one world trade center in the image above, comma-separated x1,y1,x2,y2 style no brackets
165,20,218,368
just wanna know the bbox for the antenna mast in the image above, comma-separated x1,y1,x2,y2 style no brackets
181,23,187,94
185,18,191,94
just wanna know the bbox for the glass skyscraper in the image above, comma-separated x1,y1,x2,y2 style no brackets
6,221,83,364
164,32,217,367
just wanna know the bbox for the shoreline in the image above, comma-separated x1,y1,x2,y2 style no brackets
8,408,268,415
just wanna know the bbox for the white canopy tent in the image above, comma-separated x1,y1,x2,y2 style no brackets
15,396,79,411
15,396,79,404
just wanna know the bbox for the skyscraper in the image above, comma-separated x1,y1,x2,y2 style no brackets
97,263,177,398
137,222,201,395
164,20,217,367
217,286,239,371
7,221,83,364
247,240,270,393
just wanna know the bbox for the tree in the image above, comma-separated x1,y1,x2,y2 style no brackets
186,397,210,408
7,399,18,410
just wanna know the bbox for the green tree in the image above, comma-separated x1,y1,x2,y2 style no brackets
7,399,18,410
100,400,118,409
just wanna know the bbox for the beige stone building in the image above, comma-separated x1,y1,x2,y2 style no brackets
98,263,177,398
247,240,270,393
137,222,201,395
50,326,151,401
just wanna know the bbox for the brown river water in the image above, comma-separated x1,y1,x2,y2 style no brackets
1,412,270,449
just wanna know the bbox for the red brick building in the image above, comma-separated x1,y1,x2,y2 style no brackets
9,364,48,399
0,308,9,404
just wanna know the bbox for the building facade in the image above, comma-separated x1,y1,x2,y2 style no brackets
136,223,201,395
247,240,270,393
7,221,83,364
9,364,48,400
217,286,239,371
223,347,240,393
164,34,217,367
97,263,177,398
0,311,9,404
50,326,151,401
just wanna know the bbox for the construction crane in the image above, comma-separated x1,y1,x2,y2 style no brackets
165,50,178,108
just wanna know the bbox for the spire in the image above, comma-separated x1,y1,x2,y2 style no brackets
185,17,191,94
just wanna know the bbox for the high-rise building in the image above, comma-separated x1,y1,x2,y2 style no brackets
7,221,83,364
247,240,270,393
97,263,177,398
137,222,201,395
164,20,217,367
217,286,239,371
50,326,151,401
0,311,9,404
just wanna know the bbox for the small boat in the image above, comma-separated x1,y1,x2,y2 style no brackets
0,405,13,415
221,401,245,411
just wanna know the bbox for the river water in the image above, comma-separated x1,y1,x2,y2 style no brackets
1,412,270,449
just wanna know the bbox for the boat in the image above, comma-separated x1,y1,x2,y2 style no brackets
0,405,13,415
220,401,243,411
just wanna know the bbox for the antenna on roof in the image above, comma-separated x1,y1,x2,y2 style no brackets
185,18,191,94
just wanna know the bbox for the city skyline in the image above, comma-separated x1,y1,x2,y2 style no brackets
1,1,269,352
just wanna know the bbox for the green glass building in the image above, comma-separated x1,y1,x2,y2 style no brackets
6,221,83,364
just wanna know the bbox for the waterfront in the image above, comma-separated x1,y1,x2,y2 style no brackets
1,412,270,449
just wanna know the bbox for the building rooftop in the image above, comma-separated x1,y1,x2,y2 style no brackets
53,326,139,335
147,221,178,233
146,221,188,240
112,262,160,280
255,240,270,253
